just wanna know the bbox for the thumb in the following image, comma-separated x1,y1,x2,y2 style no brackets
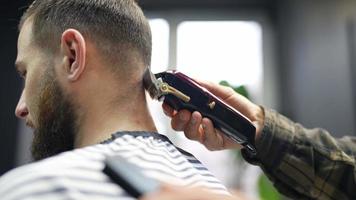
195,79,236,100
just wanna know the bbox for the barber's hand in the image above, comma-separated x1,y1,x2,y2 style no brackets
162,79,264,151
140,184,246,200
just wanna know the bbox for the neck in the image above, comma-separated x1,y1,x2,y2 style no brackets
74,89,157,148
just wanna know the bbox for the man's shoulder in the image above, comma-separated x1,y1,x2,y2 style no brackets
0,132,170,181
0,145,125,200
1,144,108,179
0,133,229,198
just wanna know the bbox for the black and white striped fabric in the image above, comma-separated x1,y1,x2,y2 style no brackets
0,132,229,200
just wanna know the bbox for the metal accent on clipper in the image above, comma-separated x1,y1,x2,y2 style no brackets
160,83,191,103
143,68,190,103
208,101,216,109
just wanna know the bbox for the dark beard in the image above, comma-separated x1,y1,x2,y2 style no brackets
31,72,76,161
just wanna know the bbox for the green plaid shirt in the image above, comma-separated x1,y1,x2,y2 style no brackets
242,108,356,200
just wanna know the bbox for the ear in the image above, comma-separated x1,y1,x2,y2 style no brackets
60,29,86,82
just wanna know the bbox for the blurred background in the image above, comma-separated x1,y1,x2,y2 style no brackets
1,0,356,199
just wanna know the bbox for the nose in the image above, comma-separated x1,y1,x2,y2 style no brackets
15,91,29,119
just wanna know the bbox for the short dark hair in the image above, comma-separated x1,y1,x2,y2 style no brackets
20,0,152,69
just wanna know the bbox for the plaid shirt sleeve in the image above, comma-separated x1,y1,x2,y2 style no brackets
242,108,356,200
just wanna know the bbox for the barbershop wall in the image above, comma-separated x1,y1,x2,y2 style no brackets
277,0,356,137
0,1,25,175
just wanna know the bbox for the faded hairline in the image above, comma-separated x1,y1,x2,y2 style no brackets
18,0,152,73
19,12,132,64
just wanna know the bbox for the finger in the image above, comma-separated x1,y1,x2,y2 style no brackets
184,111,203,141
219,130,243,149
162,103,176,117
195,79,235,100
171,110,191,131
201,118,224,151
203,122,243,150
195,80,253,114
212,127,244,149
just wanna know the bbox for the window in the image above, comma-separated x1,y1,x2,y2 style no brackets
177,21,263,96
149,19,170,73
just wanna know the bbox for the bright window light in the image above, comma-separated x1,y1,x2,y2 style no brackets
149,19,169,73
177,21,263,95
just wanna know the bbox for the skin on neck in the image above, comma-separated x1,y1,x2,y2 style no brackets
74,86,157,148
56,31,157,148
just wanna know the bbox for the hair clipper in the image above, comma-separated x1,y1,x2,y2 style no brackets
143,69,257,155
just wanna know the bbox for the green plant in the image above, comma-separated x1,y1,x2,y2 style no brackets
258,175,281,200
219,81,249,99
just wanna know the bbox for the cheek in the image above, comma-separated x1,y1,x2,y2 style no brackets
24,73,42,123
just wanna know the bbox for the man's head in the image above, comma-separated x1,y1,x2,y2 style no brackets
15,0,152,160
19,0,151,67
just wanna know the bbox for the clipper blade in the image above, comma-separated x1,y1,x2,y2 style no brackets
143,68,162,100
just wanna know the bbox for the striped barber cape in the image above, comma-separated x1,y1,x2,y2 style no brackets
0,131,229,200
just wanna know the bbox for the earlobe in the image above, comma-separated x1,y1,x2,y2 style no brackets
60,29,87,82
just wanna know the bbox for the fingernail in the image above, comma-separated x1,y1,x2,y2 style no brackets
191,117,196,125
202,124,206,130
